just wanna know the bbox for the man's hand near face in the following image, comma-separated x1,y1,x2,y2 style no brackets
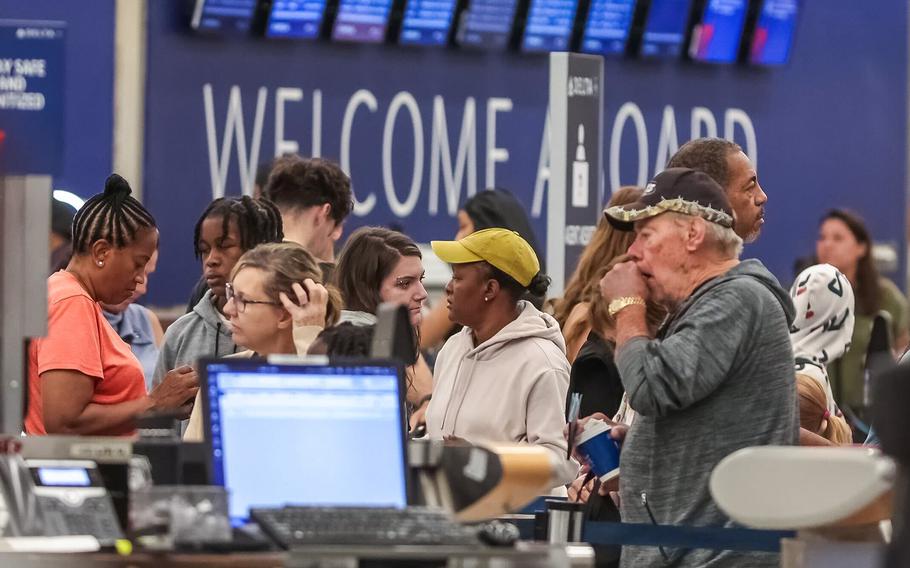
600,262,651,348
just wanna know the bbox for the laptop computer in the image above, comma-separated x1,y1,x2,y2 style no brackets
198,357,409,527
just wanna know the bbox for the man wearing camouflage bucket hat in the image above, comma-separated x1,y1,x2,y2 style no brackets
599,168,799,567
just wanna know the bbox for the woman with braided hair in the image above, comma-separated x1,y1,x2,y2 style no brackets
152,196,284,387
26,174,198,436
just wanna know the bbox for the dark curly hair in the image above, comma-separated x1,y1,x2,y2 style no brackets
667,138,742,190
310,323,375,358
263,155,353,225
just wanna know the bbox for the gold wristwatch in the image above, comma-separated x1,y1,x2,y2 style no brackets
608,296,646,317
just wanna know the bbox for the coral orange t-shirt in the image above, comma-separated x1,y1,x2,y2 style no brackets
26,271,147,436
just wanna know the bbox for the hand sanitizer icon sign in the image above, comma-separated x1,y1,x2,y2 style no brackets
572,124,589,208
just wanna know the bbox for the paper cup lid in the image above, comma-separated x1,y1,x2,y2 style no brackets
576,418,611,445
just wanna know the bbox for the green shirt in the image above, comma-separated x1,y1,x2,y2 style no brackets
828,278,909,409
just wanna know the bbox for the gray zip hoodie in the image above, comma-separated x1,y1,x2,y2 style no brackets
425,301,578,486
152,290,237,387
616,259,798,568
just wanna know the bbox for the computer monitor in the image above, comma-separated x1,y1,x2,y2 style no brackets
689,0,748,63
331,0,395,43
580,0,638,56
399,0,458,46
200,358,408,526
265,0,329,39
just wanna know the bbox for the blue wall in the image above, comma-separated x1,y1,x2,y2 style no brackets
0,0,115,198
139,1,905,305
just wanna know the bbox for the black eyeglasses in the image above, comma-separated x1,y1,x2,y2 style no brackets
224,283,280,314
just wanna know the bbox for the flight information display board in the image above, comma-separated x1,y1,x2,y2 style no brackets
266,0,328,39
580,0,637,56
191,0,258,33
521,0,578,52
689,0,748,63
332,0,394,43
640,0,692,57
749,0,798,65
400,0,458,46
457,0,520,49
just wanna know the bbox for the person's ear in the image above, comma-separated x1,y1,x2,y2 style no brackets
316,203,332,225
484,278,500,302
330,220,343,242
685,218,707,252
276,305,294,330
90,239,114,268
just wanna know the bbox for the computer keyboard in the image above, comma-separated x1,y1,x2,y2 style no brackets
250,506,481,548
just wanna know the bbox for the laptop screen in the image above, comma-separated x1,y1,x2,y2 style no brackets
201,359,408,525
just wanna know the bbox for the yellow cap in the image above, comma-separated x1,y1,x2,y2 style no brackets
431,228,540,287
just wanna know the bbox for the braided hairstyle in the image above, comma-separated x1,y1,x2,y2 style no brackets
71,174,156,254
192,196,284,259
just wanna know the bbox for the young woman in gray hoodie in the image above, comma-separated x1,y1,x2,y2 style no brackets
152,197,283,386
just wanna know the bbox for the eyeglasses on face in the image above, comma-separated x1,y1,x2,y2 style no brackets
224,282,280,313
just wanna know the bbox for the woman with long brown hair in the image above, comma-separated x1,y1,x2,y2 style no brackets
552,187,643,363
334,227,433,415
566,254,667,420
815,209,909,413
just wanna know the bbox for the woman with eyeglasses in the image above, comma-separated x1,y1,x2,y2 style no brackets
333,227,432,417
152,197,284,387
184,241,341,440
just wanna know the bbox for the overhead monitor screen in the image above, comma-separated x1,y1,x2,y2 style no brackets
457,0,520,49
581,0,637,56
640,0,692,57
332,0,394,43
749,0,798,65
689,0,748,63
266,0,328,39
191,0,258,33
400,0,458,46
521,0,579,52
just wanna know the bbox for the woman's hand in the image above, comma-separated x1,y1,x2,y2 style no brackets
280,279,328,328
568,465,595,503
149,365,199,417
565,412,623,461
566,413,628,502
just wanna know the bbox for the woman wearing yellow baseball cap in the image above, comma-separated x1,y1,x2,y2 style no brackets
425,228,578,486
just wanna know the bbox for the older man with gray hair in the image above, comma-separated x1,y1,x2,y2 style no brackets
600,168,798,567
